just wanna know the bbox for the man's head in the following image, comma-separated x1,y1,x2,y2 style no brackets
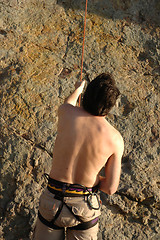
82,73,120,116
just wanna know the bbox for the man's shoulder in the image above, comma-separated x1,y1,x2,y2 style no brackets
105,121,124,147
112,129,124,154
59,103,74,109
58,103,75,114
58,104,86,121
114,130,124,145
58,104,89,116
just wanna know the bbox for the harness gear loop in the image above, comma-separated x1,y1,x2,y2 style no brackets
44,173,49,181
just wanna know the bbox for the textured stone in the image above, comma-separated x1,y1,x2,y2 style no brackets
0,0,160,239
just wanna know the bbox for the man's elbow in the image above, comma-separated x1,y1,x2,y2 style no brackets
106,188,117,195
103,186,118,195
99,178,119,195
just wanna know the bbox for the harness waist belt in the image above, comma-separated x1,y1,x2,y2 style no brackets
47,177,99,197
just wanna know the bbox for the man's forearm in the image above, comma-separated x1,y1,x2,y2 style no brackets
64,80,85,106
99,176,117,195
98,170,120,195
99,176,109,193
64,88,81,106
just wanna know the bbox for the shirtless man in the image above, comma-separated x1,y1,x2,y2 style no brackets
34,73,124,240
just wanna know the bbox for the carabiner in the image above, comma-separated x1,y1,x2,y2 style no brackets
87,193,101,210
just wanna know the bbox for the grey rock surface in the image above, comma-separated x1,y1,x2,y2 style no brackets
0,0,159,239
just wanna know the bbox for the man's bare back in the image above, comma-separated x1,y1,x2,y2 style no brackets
50,80,124,195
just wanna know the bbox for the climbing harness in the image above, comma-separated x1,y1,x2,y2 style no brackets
79,0,88,106
38,175,100,230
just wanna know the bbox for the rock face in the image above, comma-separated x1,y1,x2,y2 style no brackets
0,0,159,239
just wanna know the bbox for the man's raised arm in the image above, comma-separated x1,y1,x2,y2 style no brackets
64,80,85,106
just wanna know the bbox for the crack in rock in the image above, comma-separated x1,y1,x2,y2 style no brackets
116,191,158,210
0,117,53,158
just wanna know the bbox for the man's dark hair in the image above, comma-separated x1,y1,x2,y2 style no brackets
82,73,120,116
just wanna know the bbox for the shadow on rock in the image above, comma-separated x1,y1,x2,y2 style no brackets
57,0,160,27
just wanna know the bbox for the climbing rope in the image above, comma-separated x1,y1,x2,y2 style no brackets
79,0,88,106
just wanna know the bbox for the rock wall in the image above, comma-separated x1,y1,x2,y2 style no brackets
0,0,160,239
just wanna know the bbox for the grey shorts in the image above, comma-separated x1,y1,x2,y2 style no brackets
33,188,101,240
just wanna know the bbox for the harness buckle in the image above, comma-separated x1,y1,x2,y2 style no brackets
62,183,70,195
